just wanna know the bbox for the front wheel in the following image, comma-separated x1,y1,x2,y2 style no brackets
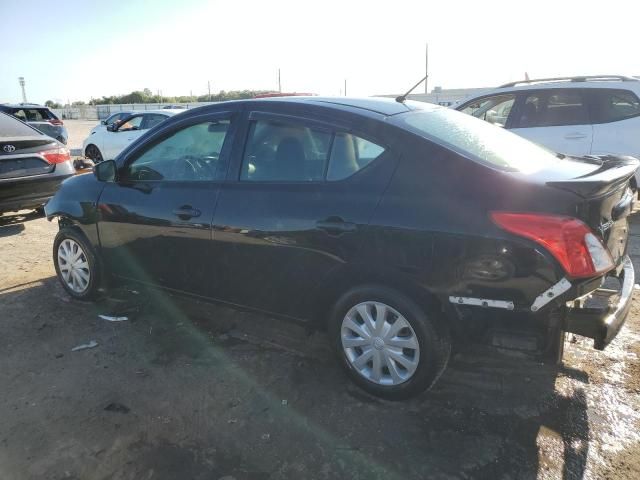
329,286,450,400
53,228,101,300
85,144,103,163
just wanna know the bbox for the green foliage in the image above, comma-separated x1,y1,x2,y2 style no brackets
44,100,62,109
89,88,274,105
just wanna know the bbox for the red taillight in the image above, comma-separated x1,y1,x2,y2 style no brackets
41,147,71,164
48,119,64,126
491,212,614,279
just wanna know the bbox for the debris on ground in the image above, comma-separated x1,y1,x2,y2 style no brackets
71,340,98,352
98,314,129,322
104,402,130,414
281,399,288,406
261,433,270,441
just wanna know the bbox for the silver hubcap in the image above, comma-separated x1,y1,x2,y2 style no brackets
341,301,420,386
57,239,90,293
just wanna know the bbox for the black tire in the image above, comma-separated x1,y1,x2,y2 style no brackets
85,144,103,163
329,285,451,400
53,228,101,300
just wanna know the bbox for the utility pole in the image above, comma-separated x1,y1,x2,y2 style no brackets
344,79,347,96
208,81,211,101
18,77,27,103
278,68,282,93
425,43,429,94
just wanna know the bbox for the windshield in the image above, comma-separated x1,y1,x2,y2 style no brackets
398,107,561,174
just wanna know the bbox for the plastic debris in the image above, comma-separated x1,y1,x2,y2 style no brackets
71,340,98,351
98,314,129,322
104,402,130,414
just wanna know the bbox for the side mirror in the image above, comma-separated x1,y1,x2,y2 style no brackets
106,124,118,132
101,120,107,125
93,159,117,182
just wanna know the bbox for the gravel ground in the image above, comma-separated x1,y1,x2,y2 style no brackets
0,209,639,479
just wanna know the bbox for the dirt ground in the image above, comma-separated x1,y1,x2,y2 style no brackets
1,209,640,480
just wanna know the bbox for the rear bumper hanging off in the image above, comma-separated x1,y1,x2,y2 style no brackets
565,255,635,350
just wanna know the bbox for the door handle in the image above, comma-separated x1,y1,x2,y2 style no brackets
172,205,201,220
316,217,356,235
564,132,588,140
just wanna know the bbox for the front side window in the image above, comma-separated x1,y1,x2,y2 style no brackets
399,108,560,174
241,120,332,181
125,120,230,182
460,94,516,127
590,89,640,123
117,115,143,131
514,90,589,127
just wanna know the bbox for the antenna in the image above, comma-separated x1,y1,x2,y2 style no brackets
396,75,427,103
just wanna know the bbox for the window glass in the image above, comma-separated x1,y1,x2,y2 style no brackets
142,114,168,130
515,90,589,127
240,120,331,181
399,108,560,174
591,89,640,123
460,94,516,127
118,115,143,131
327,134,385,180
125,120,230,181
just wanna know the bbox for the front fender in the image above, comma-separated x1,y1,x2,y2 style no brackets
44,172,105,248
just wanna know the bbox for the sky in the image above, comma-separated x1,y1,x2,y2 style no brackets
1,0,639,104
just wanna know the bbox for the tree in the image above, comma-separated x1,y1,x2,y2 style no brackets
45,100,62,109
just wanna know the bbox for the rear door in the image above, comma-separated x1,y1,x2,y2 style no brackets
97,112,237,295
588,88,640,157
207,111,397,319
510,89,593,156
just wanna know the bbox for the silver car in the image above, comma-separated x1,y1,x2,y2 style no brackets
0,103,68,144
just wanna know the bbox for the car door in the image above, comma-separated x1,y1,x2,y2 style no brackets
97,111,237,295
102,114,144,160
588,88,640,157
509,89,593,156
207,110,398,319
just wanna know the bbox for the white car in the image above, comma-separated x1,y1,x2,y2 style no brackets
88,111,134,136
456,75,640,186
83,109,183,161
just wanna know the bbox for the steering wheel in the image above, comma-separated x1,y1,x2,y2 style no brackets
169,154,218,180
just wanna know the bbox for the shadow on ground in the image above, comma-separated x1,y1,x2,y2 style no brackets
0,278,590,479
0,210,44,238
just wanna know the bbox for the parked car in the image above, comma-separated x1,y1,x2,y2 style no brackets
46,97,636,399
0,111,74,214
0,103,68,144
99,111,133,129
456,75,640,186
82,109,182,162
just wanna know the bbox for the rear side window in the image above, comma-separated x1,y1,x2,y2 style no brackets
327,134,385,180
514,90,589,127
590,89,640,123
240,119,385,182
241,120,332,181
399,108,560,174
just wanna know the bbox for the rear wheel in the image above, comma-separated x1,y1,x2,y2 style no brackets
85,144,103,163
53,228,101,300
330,286,450,400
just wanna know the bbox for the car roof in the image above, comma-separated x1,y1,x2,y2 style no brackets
0,103,49,109
125,109,184,116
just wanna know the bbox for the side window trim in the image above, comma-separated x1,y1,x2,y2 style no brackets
118,111,236,182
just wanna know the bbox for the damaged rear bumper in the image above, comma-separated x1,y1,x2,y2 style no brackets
565,255,635,350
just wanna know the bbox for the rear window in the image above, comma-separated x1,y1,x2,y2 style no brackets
0,112,42,137
10,108,54,122
398,108,560,174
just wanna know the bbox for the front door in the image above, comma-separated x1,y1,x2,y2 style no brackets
208,112,397,319
98,113,236,295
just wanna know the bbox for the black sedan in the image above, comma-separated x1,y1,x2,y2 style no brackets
45,97,637,399
0,111,75,215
